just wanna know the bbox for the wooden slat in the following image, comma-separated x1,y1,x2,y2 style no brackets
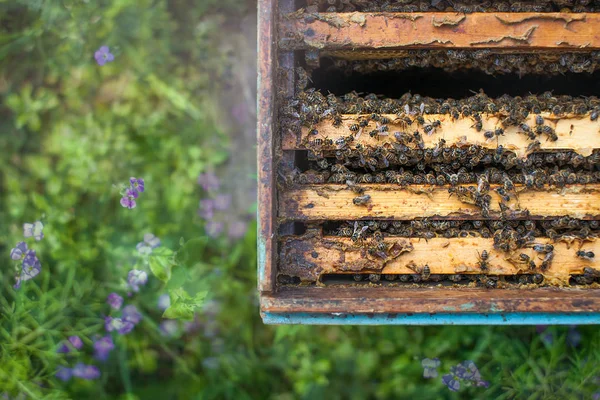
283,113,600,158
280,184,600,220
261,287,600,314
280,236,600,283
280,12,600,50
257,0,278,292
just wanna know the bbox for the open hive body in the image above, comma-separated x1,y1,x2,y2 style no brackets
258,0,600,324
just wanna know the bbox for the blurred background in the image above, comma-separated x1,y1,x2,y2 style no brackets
0,1,599,399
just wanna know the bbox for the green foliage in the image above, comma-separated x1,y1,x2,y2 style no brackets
1,1,599,400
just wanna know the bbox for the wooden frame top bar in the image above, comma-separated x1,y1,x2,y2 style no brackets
280,12,600,50
279,236,600,279
280,184,600,220
283,113,600,158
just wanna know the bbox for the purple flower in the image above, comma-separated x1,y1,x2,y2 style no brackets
57,335,83,353
93,335,115,362
10,242,27,260
94,46,114,66
198,172,220,192
129,177,145,193
228,220,247,240
159,320,179,337
127,269,148,292
120,193,137,209
457,360,482,381
198,198,215,220
593,392,600,400
71,363,100,380
107,293,124,310
421,358,441,378
14,251,41,288
206,221,224,238
55,366,72,382
122,305,142,325
136,233,161,255
157,294,171,311
442,373,460,392
105,316,134,335
23,221,44,241
213,194,231,211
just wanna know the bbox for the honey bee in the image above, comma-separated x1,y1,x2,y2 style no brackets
368,274,381,283
532,244,553,253
337,225,353,237
421,265,431,281
535,115,544,126
540,252,554,271
576,250,595,260
478,250,490,272
351,222,369,242
532,274,544,284
542,126,557,141
353,274,363,282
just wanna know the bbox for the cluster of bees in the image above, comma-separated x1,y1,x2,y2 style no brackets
328,218,600,241
329,268,600,287
312,0,600,12
297,155,600,184
330,51,600,76
284,85,600,127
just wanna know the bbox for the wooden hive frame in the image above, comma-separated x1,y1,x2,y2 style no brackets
258,0,600,325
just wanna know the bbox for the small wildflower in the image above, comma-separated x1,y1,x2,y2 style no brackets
14,251,41,288
105,316,134,335
205,221,224,238
228,220,247,240
197,172,219,192
136,233,161,255
159,320,179,337
71,363,101,380
127,269,148,292
129,177,145,194
94,46,114,66
122,304,142,325
593,392,600,400
55,366,72,382
10,242,27,260
57,336,83,353
23,221,44,241
107,293,124,310
213,194,231,211
93,335,115,362
421,358,441,378
120,190,137,209
198,198,215,220
157,294,171,311
442,373,460,392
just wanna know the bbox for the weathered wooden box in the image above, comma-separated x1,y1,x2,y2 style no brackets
258,0,600,324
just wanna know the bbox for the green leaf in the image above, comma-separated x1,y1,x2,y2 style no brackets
148,248,175,283
162,288,208,321
175,237,208,268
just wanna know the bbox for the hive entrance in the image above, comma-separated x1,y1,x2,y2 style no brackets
258,1,600,323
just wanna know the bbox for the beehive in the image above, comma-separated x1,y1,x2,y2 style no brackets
258,0,600,325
